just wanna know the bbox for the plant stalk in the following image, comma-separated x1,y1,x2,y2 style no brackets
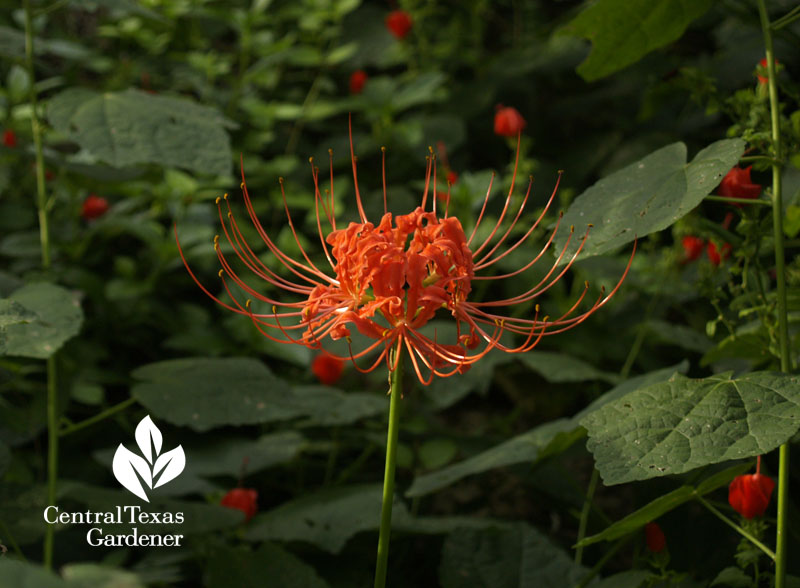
374,340,404,588
756,3,791,586
697,497,775,560
24,0,59,570
58,397,137,436
575,467,599,565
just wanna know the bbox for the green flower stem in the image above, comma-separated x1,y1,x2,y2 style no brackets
697,497,776,560
58,397,137,437
756,2,791,586
703,195,771,206
24,0,58,570
374,342,404,588
574,467,600,566
575,536,631,588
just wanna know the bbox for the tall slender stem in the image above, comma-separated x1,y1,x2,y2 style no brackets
574,467,599,565
756,2,791,586
697,497,776,560
24,0,58,569
374,341,404,588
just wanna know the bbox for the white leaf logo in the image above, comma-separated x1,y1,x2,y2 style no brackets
112,415,185,502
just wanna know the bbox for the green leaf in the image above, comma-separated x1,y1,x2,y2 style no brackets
439,523,591,588
0,560,67,588
557,139,745,261
206,543,330,588
582,371,800,485
561,0,713,81
0,299,36,328
131,358,292,431
576,463,751,548
392,72,446,111
408,363,688,497
245,484,408,553
290,385,386,426
47,88,233,176
418,439,459,470
595,571,652,588
646,320,713,353
711,567,754,588
517,351,620,384
2,283,84,359
61,564,145,588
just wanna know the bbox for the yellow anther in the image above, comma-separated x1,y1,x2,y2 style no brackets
587,223,594,228
381,146,386,152
278,177,284,184
570,225,575,232
309,156,314,163
428,145,434,154
224,193,229,199
214,235,220,245
240,182,244,189
346,336,352,344
328,148,333,156
494,318,504,327
272,305,278,314
246,299,252,309
215,196,221,204
218,269,224,278
559,211,564,218
227,211,232,219
535,304,540,312
585,281,589,288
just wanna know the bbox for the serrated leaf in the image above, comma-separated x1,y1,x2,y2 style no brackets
582,371,800,485
562,0,713,81
245,484,408,553
439,523,591,588
557,139,745,261
408,363,688,497
47,88,233,175
2,283,83,359
206,543,330,588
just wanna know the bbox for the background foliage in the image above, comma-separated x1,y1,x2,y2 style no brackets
1,0,799,586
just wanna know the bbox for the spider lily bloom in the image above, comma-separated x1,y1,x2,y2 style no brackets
177,127,634,384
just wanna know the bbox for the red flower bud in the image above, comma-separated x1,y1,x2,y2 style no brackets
494,106,526,137
645,522,666,553
728,473,774,519
447,170,458,185
385,10,413,40
221,487,258,521
81,194,110,220
349,70,368,94
707,241,731,266
312,353,344,385
3,130,17,148
681,236,705,262
717,166,761,204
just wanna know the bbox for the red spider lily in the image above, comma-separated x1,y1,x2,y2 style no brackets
717,166,761,205
177,122,634,384
312,353,345,385
494,105,526,137
682,236,705,262
221,487,258,521
3,130,17,148
645,522,666,553
385,10,412,40
729,458,774,519
349,70,368,95
81,194,110,220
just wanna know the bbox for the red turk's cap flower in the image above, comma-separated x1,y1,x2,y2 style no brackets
177,119,634,385
3,130,17,148
757,57,779,85
494,106,526,137
312,353,344,385
717,166,761,205
81,194,110,220
447,170,458,185
707,241,731,266
349,70,368,94
386,10,412,39
221,487,258,521
682,236,704,262
729,473,774,519
645,522,666,553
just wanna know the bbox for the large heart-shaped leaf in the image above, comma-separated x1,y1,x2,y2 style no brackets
47,88,233,176
2,283,83,359
561,0,713,81
556,139,745,261
582,371,800,485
